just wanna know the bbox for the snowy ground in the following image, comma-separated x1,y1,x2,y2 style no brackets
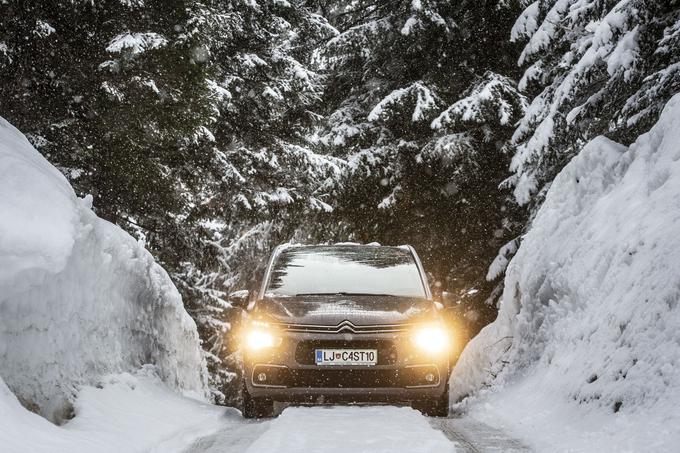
2,373,529,453
183,406,531,453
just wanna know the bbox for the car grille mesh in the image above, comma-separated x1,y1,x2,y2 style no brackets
290,369,401,388
251,365,440,388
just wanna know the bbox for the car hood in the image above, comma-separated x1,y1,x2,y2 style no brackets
252,294,436,326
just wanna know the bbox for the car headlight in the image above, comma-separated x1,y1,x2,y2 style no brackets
244,320,281,351
412,323,449,354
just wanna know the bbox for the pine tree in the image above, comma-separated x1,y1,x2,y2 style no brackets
165,0,343,403
0,0,218,226
508,0,680,207
310,0,528,329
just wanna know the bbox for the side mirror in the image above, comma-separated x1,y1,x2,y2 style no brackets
228,290,251,309
440,291,457,308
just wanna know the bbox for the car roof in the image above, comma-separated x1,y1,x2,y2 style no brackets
277,243,410,252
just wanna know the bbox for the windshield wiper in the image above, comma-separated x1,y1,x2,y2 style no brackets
294,292,399,297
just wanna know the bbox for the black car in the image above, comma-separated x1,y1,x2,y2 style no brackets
232,244,455,418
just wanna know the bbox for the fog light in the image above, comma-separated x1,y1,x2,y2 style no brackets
425,373,435,383
257,373,267,382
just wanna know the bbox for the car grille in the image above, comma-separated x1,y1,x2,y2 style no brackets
290,369,400,388
275,320,413,334
295,339,398,365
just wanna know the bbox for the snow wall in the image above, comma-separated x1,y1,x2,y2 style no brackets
451,94,680,438
0,117,208,423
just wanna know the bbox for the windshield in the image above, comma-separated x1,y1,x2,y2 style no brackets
264,245,427,298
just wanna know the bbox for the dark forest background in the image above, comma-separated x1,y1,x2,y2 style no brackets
2,0,678,404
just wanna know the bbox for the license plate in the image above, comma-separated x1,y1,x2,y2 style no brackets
315,349,377,366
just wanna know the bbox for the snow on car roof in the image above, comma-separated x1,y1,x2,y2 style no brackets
276,242,413,250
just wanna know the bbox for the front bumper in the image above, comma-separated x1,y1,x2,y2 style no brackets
244,329,449,403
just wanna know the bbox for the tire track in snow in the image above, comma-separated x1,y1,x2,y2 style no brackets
182,419,271,453
429,417,531,453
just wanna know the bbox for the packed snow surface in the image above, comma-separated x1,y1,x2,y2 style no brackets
244,406,455,453
450,94,680,451
0,116,207,422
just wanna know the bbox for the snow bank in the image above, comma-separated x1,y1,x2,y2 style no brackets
450,94,680,451
0,117,207,423
0,369,227,453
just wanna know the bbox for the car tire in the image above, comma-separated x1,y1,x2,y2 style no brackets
413,386,449,417
242,381,275,419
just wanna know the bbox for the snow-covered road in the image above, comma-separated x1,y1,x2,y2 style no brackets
182,406,530,453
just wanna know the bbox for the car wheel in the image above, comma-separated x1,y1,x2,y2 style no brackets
413,387,449,417
242,381,275,419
